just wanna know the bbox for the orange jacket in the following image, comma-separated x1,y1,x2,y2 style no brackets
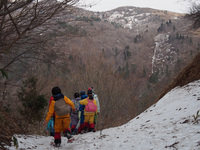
45,96,75,122
49,96,55,116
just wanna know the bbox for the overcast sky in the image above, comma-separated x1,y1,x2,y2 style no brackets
77,0,193,14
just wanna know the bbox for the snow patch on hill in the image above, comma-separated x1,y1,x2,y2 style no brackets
152,33,176,74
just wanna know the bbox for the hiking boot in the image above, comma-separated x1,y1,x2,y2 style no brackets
71,128,75,133
84,127,88,133
64,132,72,139
84,130,88,133
67,137,75,143
54,139,61,147
80,130,84,134
89,127,95,132
55,143,61,147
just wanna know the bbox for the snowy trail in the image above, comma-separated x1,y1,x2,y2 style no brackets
7,80,200,150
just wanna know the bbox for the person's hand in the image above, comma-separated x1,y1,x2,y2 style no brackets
44,121,48,126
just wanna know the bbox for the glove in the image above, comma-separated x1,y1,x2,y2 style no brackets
78,111,81,119
94,114,98,124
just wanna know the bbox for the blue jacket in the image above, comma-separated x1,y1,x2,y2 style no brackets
79,94,87,123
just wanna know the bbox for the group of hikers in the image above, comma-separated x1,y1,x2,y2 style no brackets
43,86,100,147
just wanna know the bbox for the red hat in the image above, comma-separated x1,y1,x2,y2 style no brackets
88,87,92,90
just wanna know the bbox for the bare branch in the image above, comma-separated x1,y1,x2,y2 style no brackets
0,0,79,70
4,2,20,35
185,2,200,30
0,0,33,16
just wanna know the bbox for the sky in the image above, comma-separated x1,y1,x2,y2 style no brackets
77,0,193,14
6,79,200,150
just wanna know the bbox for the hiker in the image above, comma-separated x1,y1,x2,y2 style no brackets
90,87,100,131
46,118,55,136
70,92,81,134
78,90,87,134
79,89,98,132
44,87,75,147
46,96,55,135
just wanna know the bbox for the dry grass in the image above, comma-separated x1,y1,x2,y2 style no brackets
0,108,24,149
155,52,200,102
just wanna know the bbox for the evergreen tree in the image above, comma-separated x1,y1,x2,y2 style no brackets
18,76,48,123
173,25,176,32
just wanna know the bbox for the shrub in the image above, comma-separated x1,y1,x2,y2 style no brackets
18,76,48,123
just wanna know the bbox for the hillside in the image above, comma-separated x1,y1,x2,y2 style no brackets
156,52,200,102
7,79,200,149
44,6,200,123
40,6,200,103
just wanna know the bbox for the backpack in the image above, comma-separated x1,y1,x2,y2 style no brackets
54,98,70,116
85,98,97,112
72,98,80,113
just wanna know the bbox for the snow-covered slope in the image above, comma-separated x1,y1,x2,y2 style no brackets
152,33,175,74
7,80,200,150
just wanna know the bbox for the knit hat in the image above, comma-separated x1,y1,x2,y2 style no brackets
88,87,95,93
52,87,61,95
87,89,93,95
74,92,79,98
80,90,85,96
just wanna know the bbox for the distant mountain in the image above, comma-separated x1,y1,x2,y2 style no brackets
53,8,199,85
62,6,200,77
31,6,200,126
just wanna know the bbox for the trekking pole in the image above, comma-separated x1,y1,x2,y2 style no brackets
75,120,80,134
99,114,104,138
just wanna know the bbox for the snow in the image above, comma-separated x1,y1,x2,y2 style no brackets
152,34,173,73
6,80,200,150
108,11,124,21
105,10,152,29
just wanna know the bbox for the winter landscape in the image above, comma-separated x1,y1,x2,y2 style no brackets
1,0,200,150
7,80,200,150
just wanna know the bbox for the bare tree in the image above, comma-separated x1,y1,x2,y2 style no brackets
185,1,200,29
0,0,78,74
0,0,80,109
